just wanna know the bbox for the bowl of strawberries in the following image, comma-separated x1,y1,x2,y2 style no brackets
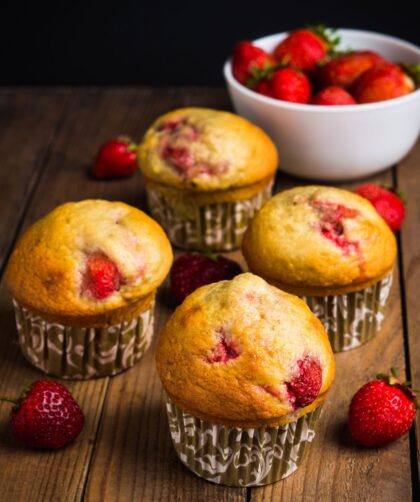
224,28,420,180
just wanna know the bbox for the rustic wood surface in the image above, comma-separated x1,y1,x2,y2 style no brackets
0,88,418,502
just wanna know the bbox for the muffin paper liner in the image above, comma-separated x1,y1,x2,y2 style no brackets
302,274,393,353
12,299,155,379
166,398,322,487
145,182,273,251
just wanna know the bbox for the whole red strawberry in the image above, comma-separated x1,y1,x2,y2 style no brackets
352,62,415,103
355,183,406,231
232,41,276,85
273,26,339,72
270,68,311,103
348,370,417,447
316,50,385,89
0,380,84,449
93,137,138,179
170,253,242,303
82,254,121,299
311,86,356,105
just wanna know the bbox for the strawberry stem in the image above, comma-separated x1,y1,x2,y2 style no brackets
307,24,340,52
0,396,18,404
127,143,138,153
376,369,419,408
400,63,420,86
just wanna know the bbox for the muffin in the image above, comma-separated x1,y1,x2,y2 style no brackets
156,273,334,486
138,107,278,251
242,186,397,352
6,200,173,379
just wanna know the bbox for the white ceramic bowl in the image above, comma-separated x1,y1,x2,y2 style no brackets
224,29,420,181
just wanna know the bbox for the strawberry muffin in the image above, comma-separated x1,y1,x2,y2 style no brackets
6,200,173,379
138,107,278,251
156,273,335,486
242,186,397,352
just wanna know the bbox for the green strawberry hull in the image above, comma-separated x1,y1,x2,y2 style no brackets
12,299,155,379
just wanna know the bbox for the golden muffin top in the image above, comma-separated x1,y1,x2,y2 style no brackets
138,107,278,191
6,200,173,324
156,273,335,427
242,186,397,296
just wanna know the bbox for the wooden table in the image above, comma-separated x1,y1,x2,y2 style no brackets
0,88,418,502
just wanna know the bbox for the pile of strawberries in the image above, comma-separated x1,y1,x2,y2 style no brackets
232,26,419,105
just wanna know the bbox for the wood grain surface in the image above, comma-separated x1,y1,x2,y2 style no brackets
0,88,417,502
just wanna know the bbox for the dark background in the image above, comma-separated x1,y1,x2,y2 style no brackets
1,1,418,86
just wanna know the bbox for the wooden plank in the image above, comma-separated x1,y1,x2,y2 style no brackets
397,140,420,483
250,169,412,502
84,88,247,502
0,88,71,271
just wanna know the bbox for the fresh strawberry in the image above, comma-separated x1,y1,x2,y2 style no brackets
270,68,311,103
254,78,274,98
286,356,322,408
83,254,121,299
311,86,356,105
273,26,339,72
348,369,417,447
316,51,385,89
352,62,415,103
170,253,242,303
232,41,276,85
355,183,406,231
0,380,84,449
93,137,138,179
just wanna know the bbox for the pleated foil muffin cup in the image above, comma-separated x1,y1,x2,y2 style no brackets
145,181,273,252
166,398,322,487
302,273,393,353
12,298,155,379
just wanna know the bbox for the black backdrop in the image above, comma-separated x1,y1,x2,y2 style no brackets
1,0,418,86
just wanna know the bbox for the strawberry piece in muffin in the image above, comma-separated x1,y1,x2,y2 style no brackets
310,199,359,255
82,254,121,300
286,356,322,408
157,117,229,179
205,328,241,363
161,145,196,171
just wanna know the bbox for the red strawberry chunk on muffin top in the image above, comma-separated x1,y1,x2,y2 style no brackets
82,254,121,300
205,327,241,363
157,116,229,179
310,199,360,255
286,356,322,408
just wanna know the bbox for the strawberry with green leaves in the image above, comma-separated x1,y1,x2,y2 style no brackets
316,50,385,89
353,62,416,103
0,380,84,449
232,41,276,86
273,25,340,72
355,183,406,231
93,137,138,179
270,67,312,103
348,369,417,447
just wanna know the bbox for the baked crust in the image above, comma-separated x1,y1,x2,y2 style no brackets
156,273,335,427
144,174,275,206
242,186,397,294
138,107,278,191
6,200,173,324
